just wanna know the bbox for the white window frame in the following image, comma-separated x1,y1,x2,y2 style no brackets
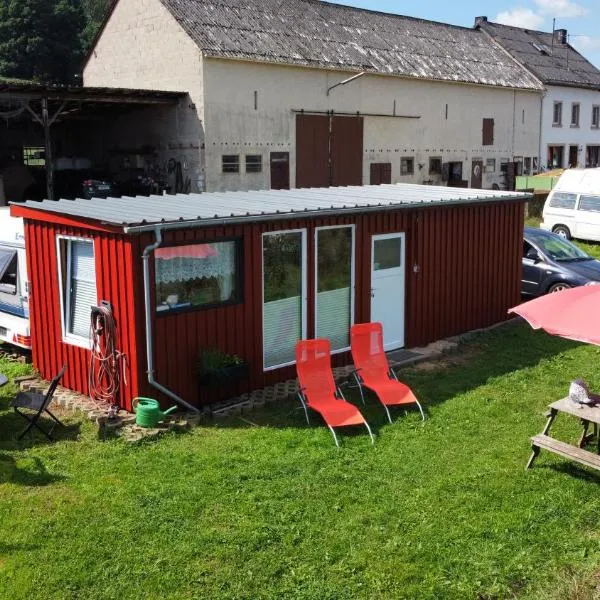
592,105,600,129
571,102,580,128
553,101,563,126
56,235,96,348
314,225,356,356
261,228,307,372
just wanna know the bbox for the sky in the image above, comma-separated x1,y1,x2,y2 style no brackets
328,0,600,67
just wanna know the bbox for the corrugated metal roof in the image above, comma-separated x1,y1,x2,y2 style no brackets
14,184,530,232
158,0,542,90
478,21,600,90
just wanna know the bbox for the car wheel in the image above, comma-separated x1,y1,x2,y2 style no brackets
552,225,571,240
548,282,572,294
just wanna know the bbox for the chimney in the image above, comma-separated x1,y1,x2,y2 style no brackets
556,28,568,44
474,16,488,27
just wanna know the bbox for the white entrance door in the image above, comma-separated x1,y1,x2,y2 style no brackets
370,233,406,351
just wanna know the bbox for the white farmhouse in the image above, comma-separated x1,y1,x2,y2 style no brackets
477,18,600,172
84,0,543,193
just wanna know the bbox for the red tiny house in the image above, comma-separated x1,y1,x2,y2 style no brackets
11,185,526,411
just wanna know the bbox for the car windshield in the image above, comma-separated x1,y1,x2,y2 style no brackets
534,234,590,262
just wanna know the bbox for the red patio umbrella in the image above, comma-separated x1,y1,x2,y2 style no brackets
509,286,600,346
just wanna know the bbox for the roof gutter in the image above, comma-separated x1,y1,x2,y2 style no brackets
142,227,200,414
123,194,532,234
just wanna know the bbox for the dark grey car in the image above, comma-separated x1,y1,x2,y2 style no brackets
522,227,600,296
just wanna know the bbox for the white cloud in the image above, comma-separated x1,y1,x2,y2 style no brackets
532,0,588,18
572,35,600,52
495,8,544,29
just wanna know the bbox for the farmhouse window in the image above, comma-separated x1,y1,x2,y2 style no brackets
429,157,442,175
222,155,240,173
553,102,562,126
155,240,242,313
571,103,580,127
400,157,414,175
245,154,263,173
592,106,599,129
482,118,494,146
57,238,97,345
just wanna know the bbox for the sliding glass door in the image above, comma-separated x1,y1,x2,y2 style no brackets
315,226,354,352
262,230,307,370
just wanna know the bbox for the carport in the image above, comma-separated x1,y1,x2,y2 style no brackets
0,80,199,204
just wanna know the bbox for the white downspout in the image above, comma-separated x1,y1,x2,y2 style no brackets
142,227,200,413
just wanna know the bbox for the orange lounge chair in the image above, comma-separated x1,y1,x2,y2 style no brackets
296,339,374,447
350,323,425,423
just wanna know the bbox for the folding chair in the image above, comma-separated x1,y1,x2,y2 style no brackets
351,323,424,423
9,365,67,441
296,339,374,447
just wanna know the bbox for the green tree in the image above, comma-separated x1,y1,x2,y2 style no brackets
81,0,111,51
0,0,85,83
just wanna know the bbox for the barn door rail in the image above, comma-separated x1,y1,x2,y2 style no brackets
142,227,200,414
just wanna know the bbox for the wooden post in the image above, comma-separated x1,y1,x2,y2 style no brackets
42,97,54,200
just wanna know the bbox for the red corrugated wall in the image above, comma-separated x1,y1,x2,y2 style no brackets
24,221,144,411
21,200,524,409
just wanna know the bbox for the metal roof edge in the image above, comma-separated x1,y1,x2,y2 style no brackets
122,194,532,234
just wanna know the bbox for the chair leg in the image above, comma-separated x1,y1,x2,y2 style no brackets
364,421,375,445
14,409,53,441
415,401,426,421
353,372,366,406
297,393,310,426
45,409,65,428
383,404,393,424
327,425,341,448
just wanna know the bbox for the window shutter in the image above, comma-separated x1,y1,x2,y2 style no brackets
482,119,494,146
69,241,96,339
263,297,302,368
316,288,351,350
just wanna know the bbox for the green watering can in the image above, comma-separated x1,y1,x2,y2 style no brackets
132,397,178,428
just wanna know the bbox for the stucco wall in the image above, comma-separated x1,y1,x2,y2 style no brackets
83,0,205,191
542,85,600,168
203,58,541,192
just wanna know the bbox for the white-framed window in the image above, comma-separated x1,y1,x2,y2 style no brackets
222,155,240,173
315,225,355,354
57,236,96,347
553,101,562,126
245,154,263,173
262,229,307,371
592,105,600,129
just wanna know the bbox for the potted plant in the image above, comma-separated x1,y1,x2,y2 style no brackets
197,348,249,388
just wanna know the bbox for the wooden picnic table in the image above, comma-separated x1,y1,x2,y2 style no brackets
527,398,600,472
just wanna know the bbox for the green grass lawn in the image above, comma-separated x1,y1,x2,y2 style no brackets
2,324,600,599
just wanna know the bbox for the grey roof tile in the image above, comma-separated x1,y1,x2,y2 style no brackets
159,0,542,90
478,21,600,89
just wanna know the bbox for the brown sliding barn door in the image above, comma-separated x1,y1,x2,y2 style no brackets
370,163,392,185
296,114,363,188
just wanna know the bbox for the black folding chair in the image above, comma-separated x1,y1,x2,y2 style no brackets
9,365,67,441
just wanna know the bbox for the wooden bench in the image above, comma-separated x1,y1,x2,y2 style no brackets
527,398,600,471
530,434,600,471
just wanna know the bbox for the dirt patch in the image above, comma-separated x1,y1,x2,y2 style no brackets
412,344,484,372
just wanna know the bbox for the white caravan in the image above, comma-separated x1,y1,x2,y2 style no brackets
541,168,600,242
0,207,30,349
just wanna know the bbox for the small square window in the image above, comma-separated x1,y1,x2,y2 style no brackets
553,102,563,126
400,157,414,176
222,155,240,173
23,147,45,167
592,106,600,129
429,157,442,175
486,158,496,173
245,154,262,173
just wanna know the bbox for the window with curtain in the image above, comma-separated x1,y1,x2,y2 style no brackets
316,227,353,351
155,241,241,313
263,231,305,369
58,238,97,343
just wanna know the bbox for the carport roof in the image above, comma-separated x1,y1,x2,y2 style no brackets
0,79,186,103
12,184,531,233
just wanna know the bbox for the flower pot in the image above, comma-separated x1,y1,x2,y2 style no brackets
198,362,250,388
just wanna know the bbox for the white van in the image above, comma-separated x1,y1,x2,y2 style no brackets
0,207,30,349
541,168,600,241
